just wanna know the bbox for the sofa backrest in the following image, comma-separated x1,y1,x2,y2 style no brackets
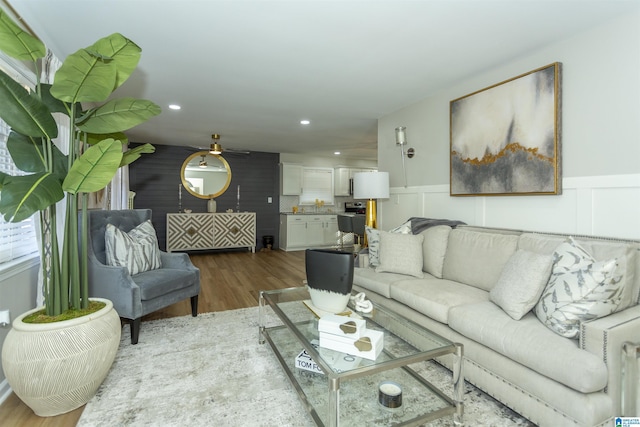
442,228,519,291
518,232,640,310
441,225,640,309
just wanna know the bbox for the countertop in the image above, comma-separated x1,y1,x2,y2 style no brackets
280,212,338,215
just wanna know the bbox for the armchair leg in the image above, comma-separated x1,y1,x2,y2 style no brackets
130,318,141,345
191,295,199,317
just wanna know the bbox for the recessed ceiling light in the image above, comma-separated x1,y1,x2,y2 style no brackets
300,119,310,125
169,104,181,110
334,151,341,155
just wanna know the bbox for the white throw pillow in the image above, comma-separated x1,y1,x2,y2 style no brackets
489,250,553,320
375,231,424,278
105,220,162,275
534,237,623,339
420,225,451,278
365,220,412,267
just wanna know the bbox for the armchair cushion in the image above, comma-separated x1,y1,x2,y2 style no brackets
133,268,199,300
105,220,162,275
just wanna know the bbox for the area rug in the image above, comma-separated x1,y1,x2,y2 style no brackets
77,307,534,427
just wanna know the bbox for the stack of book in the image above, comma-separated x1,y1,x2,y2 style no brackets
318,314,383,361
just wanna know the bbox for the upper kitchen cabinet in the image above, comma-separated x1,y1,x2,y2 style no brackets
280,163,303,195
334,167,377,196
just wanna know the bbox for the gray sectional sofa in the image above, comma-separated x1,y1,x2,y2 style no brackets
353,222,640,426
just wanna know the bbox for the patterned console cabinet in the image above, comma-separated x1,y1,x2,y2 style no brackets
166,212,256,253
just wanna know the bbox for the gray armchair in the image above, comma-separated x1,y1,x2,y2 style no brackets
84,209,200,344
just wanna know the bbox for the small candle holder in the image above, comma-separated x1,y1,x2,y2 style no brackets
378,381,402,409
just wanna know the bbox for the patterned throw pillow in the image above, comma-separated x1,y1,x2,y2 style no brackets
105,220,162,275
534,237,623,339
365,220,412,267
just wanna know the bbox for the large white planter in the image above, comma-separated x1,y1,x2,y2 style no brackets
1,298,121,416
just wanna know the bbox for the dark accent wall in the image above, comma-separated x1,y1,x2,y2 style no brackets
129,144,280,251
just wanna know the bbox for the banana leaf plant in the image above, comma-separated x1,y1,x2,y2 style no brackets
0,9,160,317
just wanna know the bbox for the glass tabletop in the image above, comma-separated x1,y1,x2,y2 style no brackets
260,287,457,377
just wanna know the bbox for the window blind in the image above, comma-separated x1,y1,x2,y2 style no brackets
299,168,334,205
0,56,39,266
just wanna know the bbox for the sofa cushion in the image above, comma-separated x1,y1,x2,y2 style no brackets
365,221,412,267
449,301,608,393
489,250,553,320
420,225,451,278
105,220,162,275
442,229,518,291
375,231,424,278
535,238,624,339
519,232,639,311
389,279,490,324
353,267,411,298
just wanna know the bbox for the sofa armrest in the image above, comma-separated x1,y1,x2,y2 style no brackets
581,304,640,414
356,249,370,268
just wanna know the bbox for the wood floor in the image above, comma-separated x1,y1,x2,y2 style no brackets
0,248,307,427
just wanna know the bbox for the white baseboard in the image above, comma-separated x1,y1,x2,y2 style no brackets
0,379,11,406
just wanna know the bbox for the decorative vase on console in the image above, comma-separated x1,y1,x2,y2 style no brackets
207,198,217,213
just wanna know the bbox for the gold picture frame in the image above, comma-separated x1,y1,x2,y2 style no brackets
450,62,562,196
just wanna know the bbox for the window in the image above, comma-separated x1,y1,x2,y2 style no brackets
299,168,334,206
0,55,39,267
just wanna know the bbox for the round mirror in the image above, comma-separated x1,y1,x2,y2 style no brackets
180,151,232,199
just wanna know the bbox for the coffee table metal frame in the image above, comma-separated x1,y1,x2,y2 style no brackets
259,287,464,427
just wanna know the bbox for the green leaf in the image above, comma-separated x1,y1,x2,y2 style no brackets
7,131,68,176
50,48,117,103
40,83,69,115
76,98,161,133
0,173,64,222
85,131,128,146
62,138,123,194
0,171,7,189
0,70,58,138
88,33,141,90
121,143,155,167
0,10,46,61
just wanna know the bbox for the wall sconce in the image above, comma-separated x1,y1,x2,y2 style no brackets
395,126,415,188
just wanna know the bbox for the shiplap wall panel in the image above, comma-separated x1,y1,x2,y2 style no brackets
129,144,280,251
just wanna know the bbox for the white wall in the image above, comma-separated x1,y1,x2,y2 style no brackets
280,153,376,169
377,10,640,240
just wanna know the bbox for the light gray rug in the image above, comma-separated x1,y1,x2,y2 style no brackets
77,307,535,427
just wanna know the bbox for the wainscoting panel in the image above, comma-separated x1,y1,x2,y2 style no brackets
380,174,640,240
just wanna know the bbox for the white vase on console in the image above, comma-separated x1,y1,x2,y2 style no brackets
207,198,217,213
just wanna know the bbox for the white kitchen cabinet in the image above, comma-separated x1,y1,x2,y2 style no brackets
280,163,303,195
279,214,338,251
323,215,339,246
334,167,377,196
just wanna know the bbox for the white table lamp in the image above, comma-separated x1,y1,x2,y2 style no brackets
353,171,389,230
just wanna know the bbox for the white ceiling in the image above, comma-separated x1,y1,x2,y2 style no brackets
6,0,639,161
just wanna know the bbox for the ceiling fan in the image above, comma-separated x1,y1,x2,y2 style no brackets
187,134,251,156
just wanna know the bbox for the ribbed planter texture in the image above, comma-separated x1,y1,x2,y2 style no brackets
1,298,121,416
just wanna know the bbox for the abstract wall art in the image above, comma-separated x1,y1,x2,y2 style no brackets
450,63,562,196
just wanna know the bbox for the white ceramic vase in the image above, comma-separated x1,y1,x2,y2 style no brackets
1,298,121,416
207,198,217,213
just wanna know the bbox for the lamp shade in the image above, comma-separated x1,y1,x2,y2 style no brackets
353,171,389,199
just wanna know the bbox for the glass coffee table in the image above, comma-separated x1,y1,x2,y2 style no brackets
259,287,464,427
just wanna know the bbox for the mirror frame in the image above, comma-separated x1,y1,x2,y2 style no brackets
180,151,232,199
